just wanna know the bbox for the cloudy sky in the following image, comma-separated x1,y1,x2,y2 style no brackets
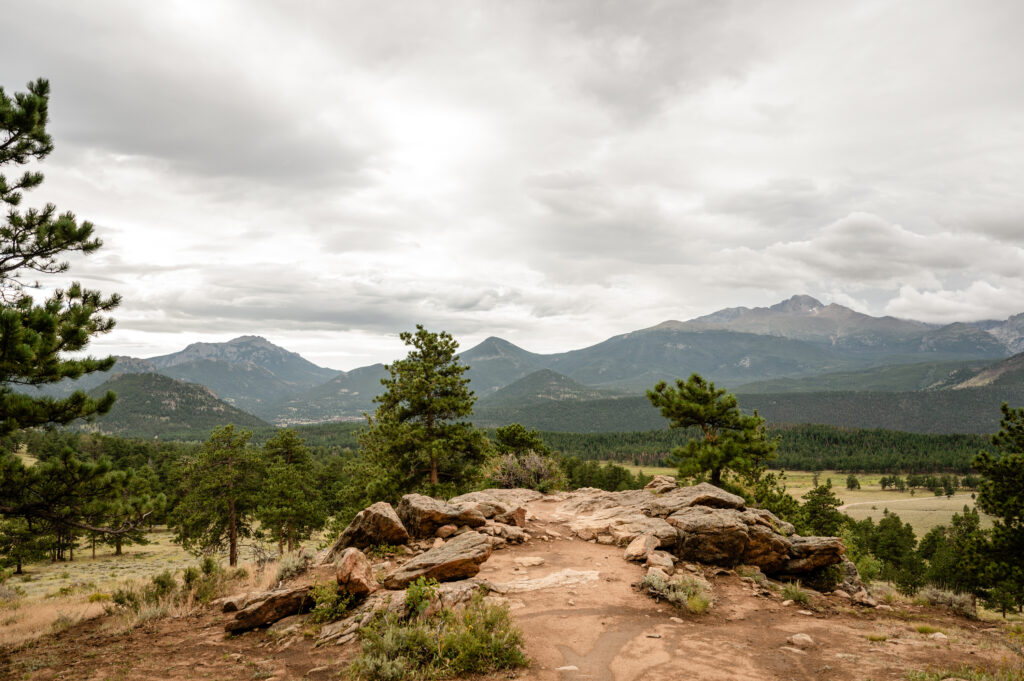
3,1,1023,369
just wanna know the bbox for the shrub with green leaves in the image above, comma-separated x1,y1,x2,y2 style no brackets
350,591,528,681
404,576,439,618
308,581,353,624
781,581,810,605
639,574,711,615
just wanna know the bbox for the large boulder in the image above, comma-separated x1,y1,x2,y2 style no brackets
667,506,794,571
336,548,377,596
225,585,312,633
397,494,486,538
322,502,409,563
381,531,492,588
777,536,846,575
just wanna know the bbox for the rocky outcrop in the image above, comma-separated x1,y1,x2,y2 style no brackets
322,502,409,562
667,506,793,572
336,548,377,596
225,585,313,633
381,531,493,588
556,480,844,576
397,494,487,538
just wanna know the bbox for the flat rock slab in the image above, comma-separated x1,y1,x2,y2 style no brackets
381,531,492,588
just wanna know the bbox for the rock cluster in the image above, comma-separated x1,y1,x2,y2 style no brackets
225,479,856,635
557,479,845,577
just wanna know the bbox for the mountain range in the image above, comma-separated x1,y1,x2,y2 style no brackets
34,295,1024,437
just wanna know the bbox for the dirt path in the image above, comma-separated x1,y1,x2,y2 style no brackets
838,493,972,511
2,496,1018,681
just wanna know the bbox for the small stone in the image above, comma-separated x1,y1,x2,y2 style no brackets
568,599,575,606
832,590,851,600
787,633,814,648
514,557,545,567
875,604,893,612
781,599,794,606
556,666,579,672
780,646,807,655
646,633,662,638
929,632,948,642
670,616,684,623
435,524,458,539
432,537,445,549
797,610,813,616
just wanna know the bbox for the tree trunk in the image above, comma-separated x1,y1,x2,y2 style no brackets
229,499,238,567
430,457,439,486
15,557,22,574
710,467,722,487
115,536,122,556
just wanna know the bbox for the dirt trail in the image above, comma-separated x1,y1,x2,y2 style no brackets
838,493,972,511
2,495,1017,681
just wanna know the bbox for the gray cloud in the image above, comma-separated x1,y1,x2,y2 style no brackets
4,1,1024,365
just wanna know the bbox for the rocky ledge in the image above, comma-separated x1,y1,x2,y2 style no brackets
224,476,856,635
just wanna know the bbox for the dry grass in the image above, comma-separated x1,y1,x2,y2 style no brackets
1,525,315,648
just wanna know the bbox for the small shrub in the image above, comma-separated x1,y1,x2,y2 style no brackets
366,544,400,559
736,565,767,586
276,554,307,583
181,566,201,589
405,576,440,618
88,593,111,603
866,633,887,642
639,574,712,615
308,581,353,624
782,581,810,605
200,556,219,576
918,587,977,619
350,592,528,680
147,570,177,600
915,625,943,635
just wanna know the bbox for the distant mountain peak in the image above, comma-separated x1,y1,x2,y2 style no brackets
770,294,824,313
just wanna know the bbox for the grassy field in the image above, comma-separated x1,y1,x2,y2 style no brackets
0,527,321,647
619,464,984,535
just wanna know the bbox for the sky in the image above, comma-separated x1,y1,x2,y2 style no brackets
2,0,1023,370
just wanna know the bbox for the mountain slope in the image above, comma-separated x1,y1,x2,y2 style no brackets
478,369,623,409
460,337,549,396
474,385,1024,434
86,373,268,438
270,363,388,424
664,294,1011,359
160,359,293,417
543,328,853,391
735,359,993,394
146,335,340,391
950,351,1024,389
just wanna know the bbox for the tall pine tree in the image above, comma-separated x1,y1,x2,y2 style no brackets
359,325,487,496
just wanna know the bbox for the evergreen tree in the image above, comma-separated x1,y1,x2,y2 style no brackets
0,78,120,435
798,481,845,536
647,373,776,487
493,423,553,457
171,425,264,566
972,402,1024,614
359,326,488,496
255,429,325,554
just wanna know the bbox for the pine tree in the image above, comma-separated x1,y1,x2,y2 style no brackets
171,425,264,566
360,325,487,496
255,429,325,554
0,78,120,436
0,78,132,543
647,373,776,487
972,402,1024,614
